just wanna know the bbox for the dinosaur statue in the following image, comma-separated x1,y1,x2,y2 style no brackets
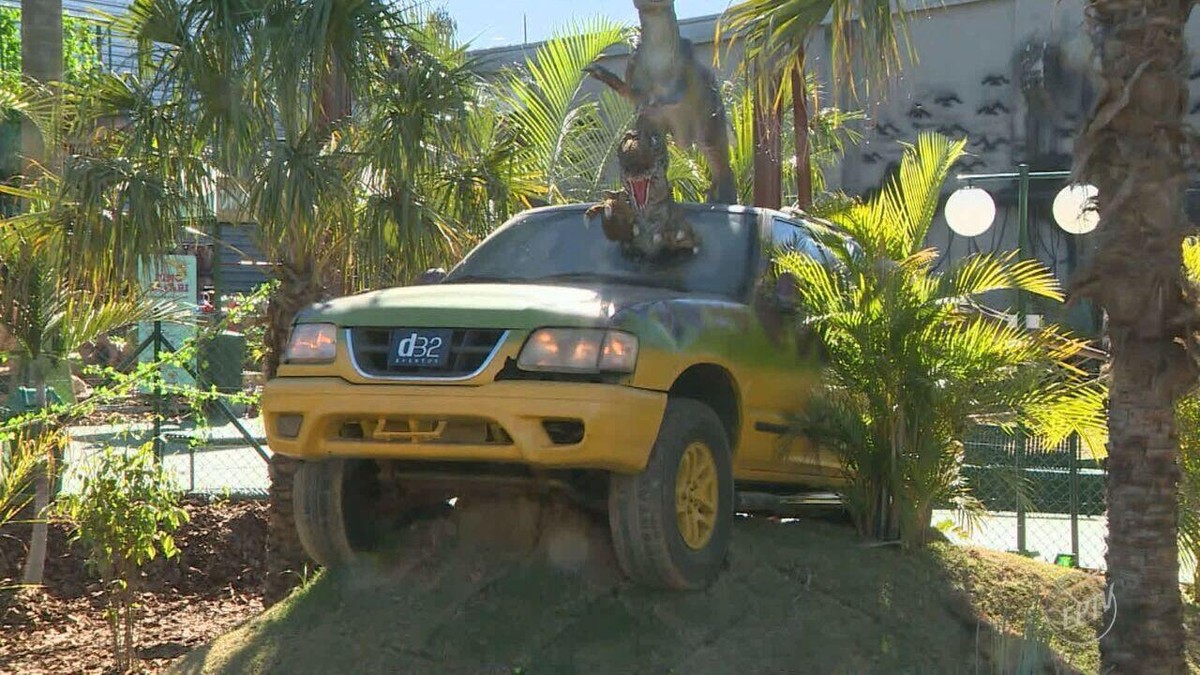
584,0,736,205
586,120,699,258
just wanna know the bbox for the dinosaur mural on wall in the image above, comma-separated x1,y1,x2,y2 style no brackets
848,27,1100,192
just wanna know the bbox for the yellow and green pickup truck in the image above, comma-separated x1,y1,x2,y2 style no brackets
263,202,843,589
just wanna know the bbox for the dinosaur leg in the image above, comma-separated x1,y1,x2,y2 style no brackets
697,86,738,205
583,64,634,101
701,133,737,205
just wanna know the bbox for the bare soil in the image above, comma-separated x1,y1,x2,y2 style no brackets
0,499,269,674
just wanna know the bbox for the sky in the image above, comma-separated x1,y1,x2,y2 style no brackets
436,1,734,47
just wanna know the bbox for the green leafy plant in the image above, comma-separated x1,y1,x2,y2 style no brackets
778,132,1107,547
218,280,277,371
54,444,189,672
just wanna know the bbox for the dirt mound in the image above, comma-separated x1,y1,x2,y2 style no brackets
0,499,269,674
171,499,1117,675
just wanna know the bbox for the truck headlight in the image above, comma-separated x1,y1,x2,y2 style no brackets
284,323,337,363
518,328,639,374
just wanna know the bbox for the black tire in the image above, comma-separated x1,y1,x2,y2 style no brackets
608,398,734,590
293,458,383,567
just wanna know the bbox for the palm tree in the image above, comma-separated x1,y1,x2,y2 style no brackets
1073,1,1194,669
719,0,915,209
111,0,538,583
777,133,1106,546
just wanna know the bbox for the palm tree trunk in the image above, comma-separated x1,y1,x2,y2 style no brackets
264,49,351,599
19,0,61,173
1077,1,1194,670
263,259,324,599
790,62,812,210
752,64,782,209
20,362,49,585
752,100,783,209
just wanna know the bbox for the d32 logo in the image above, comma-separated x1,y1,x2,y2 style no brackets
395,332,445,365
1041,574,1117,647
391,329,451,365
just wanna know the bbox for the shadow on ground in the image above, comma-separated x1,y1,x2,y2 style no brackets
170,499,1104,675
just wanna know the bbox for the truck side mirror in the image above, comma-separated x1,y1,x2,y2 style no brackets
774,271,799,313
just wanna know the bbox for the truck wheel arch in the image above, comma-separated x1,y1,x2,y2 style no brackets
668,364,740,453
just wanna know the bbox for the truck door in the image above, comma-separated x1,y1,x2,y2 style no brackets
734,215,840,481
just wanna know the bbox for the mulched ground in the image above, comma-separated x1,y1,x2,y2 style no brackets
0,498,270,674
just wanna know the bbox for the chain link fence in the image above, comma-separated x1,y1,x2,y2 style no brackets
935,426,1127,578
4,315,272,501
931,425,1200,583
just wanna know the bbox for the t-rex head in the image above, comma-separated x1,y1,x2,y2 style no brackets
617,126,670,212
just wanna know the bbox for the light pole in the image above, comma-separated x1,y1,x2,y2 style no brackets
942,163,1099,559
943,163,1099,328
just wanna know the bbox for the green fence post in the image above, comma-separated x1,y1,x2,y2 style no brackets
1016,430,1027,555
1070,433,1080,562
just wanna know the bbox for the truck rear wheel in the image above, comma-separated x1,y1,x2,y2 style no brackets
293,458,382,567
608,398,734,590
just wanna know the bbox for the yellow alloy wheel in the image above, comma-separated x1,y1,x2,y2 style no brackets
675,441,719,550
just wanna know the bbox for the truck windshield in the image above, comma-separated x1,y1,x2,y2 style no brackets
445,207,755,298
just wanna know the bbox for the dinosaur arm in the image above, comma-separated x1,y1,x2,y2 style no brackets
583,64,634,101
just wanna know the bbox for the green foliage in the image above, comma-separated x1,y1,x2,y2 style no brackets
1176,394,1200,573
0,7,102,210
718,0,916,100
219,280,276,370
498,17,634,206
0,427,55,531
669,76,863,205
55,444,188,671
0,7,100,85
778,132,1107,548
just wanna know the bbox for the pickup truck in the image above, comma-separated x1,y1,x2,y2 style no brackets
262,202,841,589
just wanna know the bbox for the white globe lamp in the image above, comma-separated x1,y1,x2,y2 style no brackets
944,187,996,237
1053,184,1099,235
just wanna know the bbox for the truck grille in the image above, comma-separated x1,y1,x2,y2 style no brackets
348,328,507,379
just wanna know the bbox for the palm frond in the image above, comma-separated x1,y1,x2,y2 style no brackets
938,252,1064,303
717,0,917,100
501,17,631,204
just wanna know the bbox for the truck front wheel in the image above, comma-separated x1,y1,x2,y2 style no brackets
293,458,381,567
608,398,734,590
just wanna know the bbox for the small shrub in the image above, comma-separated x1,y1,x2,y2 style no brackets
55,444,189,672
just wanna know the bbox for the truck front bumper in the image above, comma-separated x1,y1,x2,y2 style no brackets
262,378,667,474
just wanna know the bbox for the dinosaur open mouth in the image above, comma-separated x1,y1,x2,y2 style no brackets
627,176,651,210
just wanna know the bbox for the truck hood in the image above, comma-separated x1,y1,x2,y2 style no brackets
296,282,699,330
